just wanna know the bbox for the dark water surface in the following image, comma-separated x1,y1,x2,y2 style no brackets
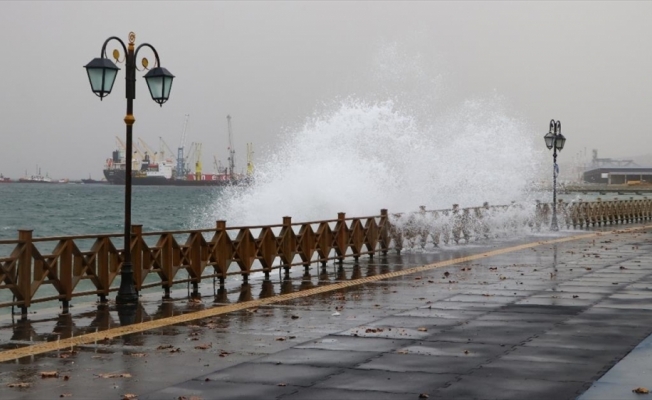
0,183,221,240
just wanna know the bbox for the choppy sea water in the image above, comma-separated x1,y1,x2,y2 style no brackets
0,183,222,241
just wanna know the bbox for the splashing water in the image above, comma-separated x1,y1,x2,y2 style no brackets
198,44,545,228
200,97,543,227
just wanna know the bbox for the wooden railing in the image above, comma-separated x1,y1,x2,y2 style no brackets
0,211,390,314
1,198,650,315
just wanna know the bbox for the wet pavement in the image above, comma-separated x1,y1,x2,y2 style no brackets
2,226,652,399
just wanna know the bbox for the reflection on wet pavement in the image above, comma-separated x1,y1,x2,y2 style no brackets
2,226,652,399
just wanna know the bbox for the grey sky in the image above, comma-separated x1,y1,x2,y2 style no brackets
1,1,650,179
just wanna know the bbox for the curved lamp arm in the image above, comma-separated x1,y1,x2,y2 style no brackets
100,36,128,60
134,43,161,69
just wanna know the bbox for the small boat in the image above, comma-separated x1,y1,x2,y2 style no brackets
18,166,53,183
81,174,108,184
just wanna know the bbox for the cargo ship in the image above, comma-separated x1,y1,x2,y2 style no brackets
103,115,253,187
102,149,251,187
18,167,53,183
0,174,11,183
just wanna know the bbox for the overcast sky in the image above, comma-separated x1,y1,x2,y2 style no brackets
1,1,651,180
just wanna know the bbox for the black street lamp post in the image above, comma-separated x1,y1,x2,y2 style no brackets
544,119,566,231
84,32,174,304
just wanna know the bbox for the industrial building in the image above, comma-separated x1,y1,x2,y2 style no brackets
582,150,652,185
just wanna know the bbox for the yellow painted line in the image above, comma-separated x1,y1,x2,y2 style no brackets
0,225,649,363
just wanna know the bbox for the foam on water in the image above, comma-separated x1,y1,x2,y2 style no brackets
199,45,545,227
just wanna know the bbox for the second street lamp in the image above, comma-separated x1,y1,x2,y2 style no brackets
544,119,566,231
84,32,175,305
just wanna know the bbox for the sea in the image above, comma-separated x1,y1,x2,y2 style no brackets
0,183,222,241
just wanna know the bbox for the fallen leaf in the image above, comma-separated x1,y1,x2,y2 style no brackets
7,382,30,388
419,394,430,399
156,344,174,350
60,394,72,398
194,343,212,350
291,315,300,319
275,337,286,341
278,383,287,387
130,353,147,358
96,373,132,379
41,371,59,378
63,375,70,381
633,387,650,394
122,395,138,400
417,327,428,332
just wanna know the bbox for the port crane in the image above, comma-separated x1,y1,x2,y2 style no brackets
138,138,158,163
177,114,190,179
158,136,176,164
213,155,225,174
227,115,236,179
246,142,254,176
194,142,203,179
115,136,141,170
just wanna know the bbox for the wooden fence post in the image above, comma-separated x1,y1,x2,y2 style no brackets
18,229,33,318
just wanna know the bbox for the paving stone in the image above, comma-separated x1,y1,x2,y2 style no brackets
442,294,521,304
422,319,552,345
279,387,420,400
544,323,651,338
397,341,509,359
498,304,585,315
524,333,640,352
514,297,596,307
253,348,378,368
436,374,588,400
141,380,296,400
335,324,434,340
295,335,412,352
357,352,483,374
199,363,339,387
312,368,456,393
367,315,465,329
426,301,506,310
471,358,602,382
578,382,651,400
594,298,652,310
501,345,621,365
475,311,570,323
396,308,486,319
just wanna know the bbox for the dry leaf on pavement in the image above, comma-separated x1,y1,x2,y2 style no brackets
7,382,30,388
96,373,132,379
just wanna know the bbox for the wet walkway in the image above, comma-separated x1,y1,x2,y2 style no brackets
2,225,652,399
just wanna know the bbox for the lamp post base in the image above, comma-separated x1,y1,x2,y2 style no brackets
116,262,139,304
